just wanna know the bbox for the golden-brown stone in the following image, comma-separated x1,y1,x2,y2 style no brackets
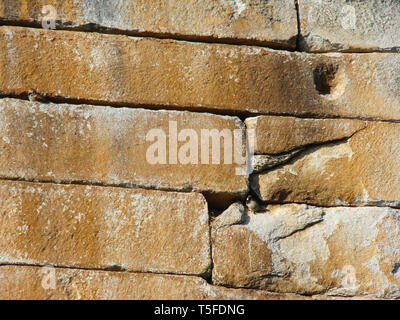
299,0,400,52
0,265,310,300
211,204,400,298
0,0,298,48
245,116,366,154
1,27,400,120
0,98,247,202
0,180,211,275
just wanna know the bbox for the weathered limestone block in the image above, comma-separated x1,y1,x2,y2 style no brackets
245,116,366,154
0,98,247,201
0,180,211,275
1,27,400,120
252,122,400,207
0,0,298,48
212,225,273,288
212,204,323,288
211,202,246,231
0,265,309,300
212,204,400,298
299,0,400,52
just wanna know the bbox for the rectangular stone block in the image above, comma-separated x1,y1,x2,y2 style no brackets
0,265,308,300
1,27,399,120
299,0,400,52
0,180,211,275
0,0,298,48
0,98,247,201
252,121,400,208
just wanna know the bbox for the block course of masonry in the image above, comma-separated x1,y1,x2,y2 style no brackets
0,0,399,299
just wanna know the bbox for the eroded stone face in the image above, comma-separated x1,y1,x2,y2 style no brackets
212,225,273,288
299,0,400,52
1,27,400,120
0,0,298,48
0,180,211,275
0,98,247,202
253,122,400,208
0,265,311,300
211,204,400,298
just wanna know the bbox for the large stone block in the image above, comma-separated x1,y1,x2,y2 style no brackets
1,27,400,120
245,116,365,154
0,98,247,201
0,0,298,48
212,204,400,298
299,0,400,52
252,122,400,208
0,265,308,300
0,180,211,275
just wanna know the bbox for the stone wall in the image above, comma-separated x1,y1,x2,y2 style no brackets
0,0,399,300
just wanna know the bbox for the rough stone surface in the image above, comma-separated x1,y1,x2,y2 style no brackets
211,202,246,231
245,116,366,154
0,180,211,275
1,27,400,120
0,0,298,48
0,265,313,300
299,0,400,52
212,204,400,298
212,225,273,288
0,98,247,201
252,122,400,207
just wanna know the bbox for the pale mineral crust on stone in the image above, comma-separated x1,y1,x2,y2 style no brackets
252,121,400,208
0,98,247,201
298,0,400,52
0,180,211,275
0,0,298,49
212,225,273,288
1,27,400,120
212,204,400,298
0,265,313,300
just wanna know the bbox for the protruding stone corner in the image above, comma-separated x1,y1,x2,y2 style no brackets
254,121,400,208
211,201,247,232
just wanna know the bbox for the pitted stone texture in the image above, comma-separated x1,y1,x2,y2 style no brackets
299,0,400,52
1,27,400,120
212,204,400,298
0,0,298,48
211,202,246,231
245,116,366,154
0,98,247,200
0,265,309,300
212,204,324,289
253,122,400,208
0,180,210,275
212,225,273,288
